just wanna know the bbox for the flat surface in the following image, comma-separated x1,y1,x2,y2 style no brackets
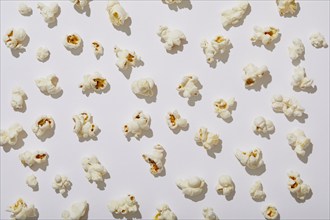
1,1,329,219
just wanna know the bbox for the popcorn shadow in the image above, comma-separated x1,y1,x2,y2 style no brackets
252,33,281,52
80,203,90,220
290,189,313,203
67,40,84,56
27,208,39,220
254,128,275,140
83,83,110,97
22,9,33,16
39,53,51,63
31,184,39,192
171,123,189,134
209,44,233,69
74,3,91,16
135,85,158,103
206,140,222,159
125,129,153,142
114,17,132,36
283,3,300,18
293,85,317,94
285,112,308,123
245,163,266,176
291,54,305,66
246,71,272,91
78,128,101,142
297,142,313,164
112,209,142,220
166,39,188,55
119,67,133,80
47,7,61,29
10,35,30,58
37,125,55,142
94,172,110,190
2,130,28,152
50,89,63,99
30,159,49,172
252,194,266,202
95,50,104,60
223,3,251,31
184,183,208,202
164,0,193,11
55,184,72,198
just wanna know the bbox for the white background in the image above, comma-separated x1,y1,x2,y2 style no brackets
1,1,329,219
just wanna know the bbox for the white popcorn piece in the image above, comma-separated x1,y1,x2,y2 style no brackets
309,32,328,48
36,47,50,62
142,144,166,175
11,87,27,111
287,129,311,157
19,150,48,168
200,35,231,63
163,0,182,4
79,73,108,93
32,115,55,138
92,41,103,56
26,175,38,189
114,46,141,70
250,180,266,200
215,175,235,196
123,111,151,138
106,1,129,26
0,123,23,146
71,0,89,10
221,1,250,28
252,116,275,134
52,175,72,195
177,75,201,98
271,95,305,118
214,97,235,120
62,201,88,220
35,74,61,95
73,112,99,139
63,33,82,50
251,26,280,45
107,194,139,215
131,78,155,97
37,2,59,24
287,171,311,200
242,64,268,87
291,66,313,89
154,204,177,220
3,28,27,49
262,204,279,220
235,147,264,169
157,25,186,51
166,110,187,130
194,127,220,150
288,38,305,61
81,156,108,183
276,0,298,16
202,207,219,220
18,3,32,16
7,198,37,220
176,176,206,197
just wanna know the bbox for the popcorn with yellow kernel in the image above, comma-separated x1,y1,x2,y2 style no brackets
107,194,139,215
73,112,99,139
165,110,188,130
71,0,89,10
7,198,37,220
123,111,151,138
213,97,235,120
251,26,280,46
154,204,177,220
194,127,220,150
79,73,108,93
3,27,27,49
92,41,103,56
235,147,264,169
200,34,231,63
262,204,279,220
287,170,311,200
242,64,268,87
114,46,141,70
215,175,235,196
31,115,55,138
19,150,48,168
142,144,166,175
63,33,82,50
106,1,129,26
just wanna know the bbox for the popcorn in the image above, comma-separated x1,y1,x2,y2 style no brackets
131,78,155,97
81,156,108,183
242,64,268,87
291,66,313,89
310,32,328,48
176,176,206,197
166,110,188,130
26,175,38,189
287,129,311,157
37,2,59,24
92,41,103,56
11,87,27,110
288,38,305,61
63,33,82,50
213,97,235,120
250,180,266,200
262,204,279,220
71,0,89,10
251,26,280,45
142,144,166,175
62,201,88,220
194,127,220,150
107,194,139,215
123,111,151,138
271,95,305,118
177,75,201,98
35,74,61,95
52,175,72,195
202,207,219,220
276,0,298,16
106,1,129,26
287,170,311,200
79,73,108,93
157,25,186,51
235,147,264,169
215,175,235,196
19,150,48,168
31,115,55,138
0,123,23,146
252,116,275,134
3,28,27,49
221,1,250,28
7,198,37,220
200,35,231,63
154,204,177,220
36,47,50,62
18,3,32,16
114,46,141,70
73,112,99,139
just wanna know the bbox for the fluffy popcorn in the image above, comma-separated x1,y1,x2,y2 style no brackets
19,150,48,168
11,87,27,110
194,127,220,150
92,41,103,56
123,111,151,138
18,3,32,16
142,144,166,175
71,0,89,10
215,175,235,196
251,26,280,45
63,33,82,50
35,74,61,95
3,27,27,49
252,116,275,134
176,176,206,197
221,1,250,28
114,46,141,70
131,78,155,97
291,66,313,89
52,175,72,195
309,32,328,48
157,25,186,51
202,207,219,220
106,1,129,26
271,95,305,118
79,73,108,93
154,204,177,220
166,110,187,130
242,64,268,87
200,35,231,63
250,180,266,200
287,171,311,200
73,112,99,139
213,97,235,120
107,194,139,215
163,0,182,4
36,47,50,62
287,129,311,157
62,201,88,220
262,204,279,220
235,147,264,169
177,75,200,98
0,123,23,146
7,198,37,220
81,156,108,183
26,175,38,189
37,2,59,24
288,38,305,61
276,0,298,16
31,115,55,138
